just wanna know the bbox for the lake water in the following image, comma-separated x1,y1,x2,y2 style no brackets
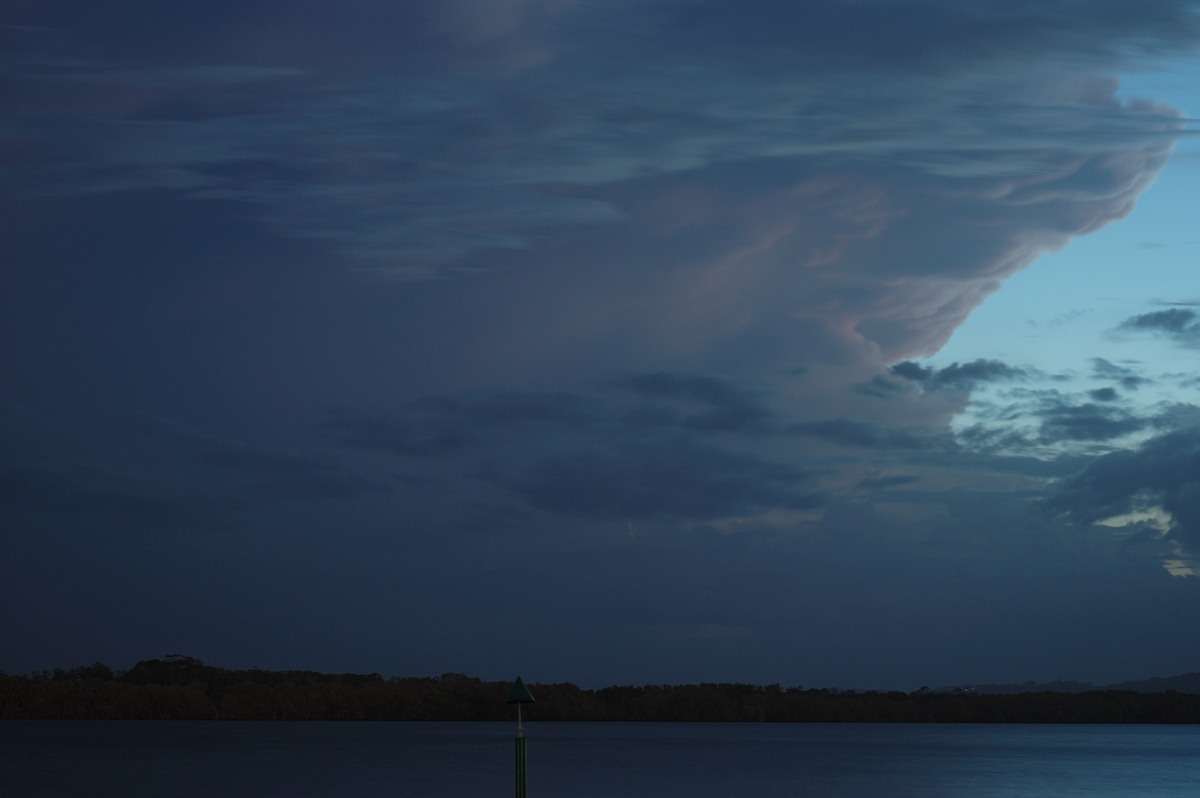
2,721,1197,797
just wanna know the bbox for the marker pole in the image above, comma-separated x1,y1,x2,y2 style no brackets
515,708,527,798
506,677,536,798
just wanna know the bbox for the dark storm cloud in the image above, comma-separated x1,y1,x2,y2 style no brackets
789,419,938,450
3,0,1189,394
331,391,598,456
1049,426,1200,553
331,413,472,458
646,0,1200,71
411,391,597,429
854,374,909,400
126,416,380,501
333,375,821,520
0,460,223,528
4,0,1200,687
1,409,377,540
0,1,567,78
856,473,922,491
1118,307,1200,347
336,375,770,457
614,373,774,433
3,0,1189,283
332,373,950,518
328,372,965,521
506,438,821,521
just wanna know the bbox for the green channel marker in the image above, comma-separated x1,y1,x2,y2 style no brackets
506,676,536,798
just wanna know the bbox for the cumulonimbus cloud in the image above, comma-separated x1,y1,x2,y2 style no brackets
5,0,1193,431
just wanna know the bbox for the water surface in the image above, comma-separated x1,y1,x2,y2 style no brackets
3,721,1197,797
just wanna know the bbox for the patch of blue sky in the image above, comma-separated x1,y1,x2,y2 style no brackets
922,57,1200,455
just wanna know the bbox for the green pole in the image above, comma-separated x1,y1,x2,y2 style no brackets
506,677,535,798
515,719,527,798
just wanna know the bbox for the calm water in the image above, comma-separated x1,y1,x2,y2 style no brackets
2,721,1197,797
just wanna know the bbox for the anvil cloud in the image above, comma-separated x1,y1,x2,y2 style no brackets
2,0,1198,690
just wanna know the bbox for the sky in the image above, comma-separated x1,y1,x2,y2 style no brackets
2,0,1198,692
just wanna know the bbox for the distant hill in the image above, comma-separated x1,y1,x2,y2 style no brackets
1108,672,1200,694
944,671,1200,695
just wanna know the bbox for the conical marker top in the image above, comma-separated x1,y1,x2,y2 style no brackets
506,676,535,704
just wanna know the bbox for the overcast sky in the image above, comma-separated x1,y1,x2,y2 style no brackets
3,0,1198,691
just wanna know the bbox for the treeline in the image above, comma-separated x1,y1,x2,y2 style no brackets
2,656,1198,723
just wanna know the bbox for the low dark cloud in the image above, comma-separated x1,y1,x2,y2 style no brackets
1,409,378,530
410,391,596,428
954,423,1041,454
506,438,821,521
131,417,379,501
0,460,224,529
953,383,1198,458
1091,358,1150,390
891,359,1030,392
1151,403,1200,432
1118,308,1200,347
330,413,472,458
790,419,938,450
854,374,909,400
1049,426,1200,553
1036,401,1147,444
614,373,774,433
1121,307,1198,332
332,376,820,520
857,474,922,491
336,374,776,463
332,391,597,456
